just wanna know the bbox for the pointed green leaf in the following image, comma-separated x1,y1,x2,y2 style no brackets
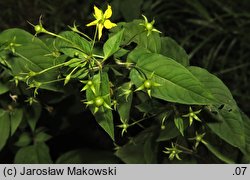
0,82,9,95
10,108,23,136
114,48,129,58
14,132,32,147
103,29,124,60
115,128,158,163
174,117,185,136
0,28,65,92
138,32,162,53
241,111,250,162
111,20,161,53
160,37,189,66
188,66,245,151
86,72,114,140
25,103,42,132
56,31,91,57
14,143,52,163
0,109,10,151
35,131,52,143
129,48,214,105
116,82,133,123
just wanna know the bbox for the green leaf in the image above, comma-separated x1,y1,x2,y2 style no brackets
0,109,10,151
70,68,88,80
202,140,234,164
0,82,9,95
160,37,189,66
112,20,161,53
103,29,124,60
34,131,52,143
10,108,23,136
86,72,114,140
112,20,144,45
0,28,64,92
14,143,52,163
240,111,250,158
174,117,185,136
116,82,133,123
115,127,158,163
56,148,120,164
129,48,214,105
138,32,162,53
24,103,42,132
188,66,245,151
157,116,188,142
114,48,129,58
14,132,32,147
56,31,91,57
135,98,164,114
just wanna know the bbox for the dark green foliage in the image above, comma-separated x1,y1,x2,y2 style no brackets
0,0,249,164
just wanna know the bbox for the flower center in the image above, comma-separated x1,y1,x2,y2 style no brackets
95,97,104,107
144,80,152,89
145,23,153,31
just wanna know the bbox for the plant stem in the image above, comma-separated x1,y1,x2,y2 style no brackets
40,78,65,85
91,26,98,53
37,62,66,75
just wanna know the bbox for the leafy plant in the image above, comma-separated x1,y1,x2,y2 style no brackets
0,4,249,163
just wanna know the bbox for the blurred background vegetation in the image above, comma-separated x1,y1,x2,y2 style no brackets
1,0,249,117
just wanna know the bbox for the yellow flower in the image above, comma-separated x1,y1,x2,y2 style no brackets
86,5,117,40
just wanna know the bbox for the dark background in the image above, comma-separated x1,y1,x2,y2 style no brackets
1,0,249,116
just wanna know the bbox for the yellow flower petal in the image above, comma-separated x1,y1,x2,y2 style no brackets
98,24,104,40
86,19,98,27
104,20,117,29
94,5,103,20
104,5,112,19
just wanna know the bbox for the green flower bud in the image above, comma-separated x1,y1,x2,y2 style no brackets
182,107,202,126
163,143,182,161
87,80,93,86
94,96,104,107
140,15,161,36
34,25,45,34
64,74,71,85
143,79,152,89
145,23,153,31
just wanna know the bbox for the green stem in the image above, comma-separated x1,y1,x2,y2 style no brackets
68,65,80,76
40,78,65,85
93,54,104,59
14,52,38,69
45,31,72,44
130,113,158,127
91,26,98,53
37,62,66,75
175,143,194,154
72,28,93,41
